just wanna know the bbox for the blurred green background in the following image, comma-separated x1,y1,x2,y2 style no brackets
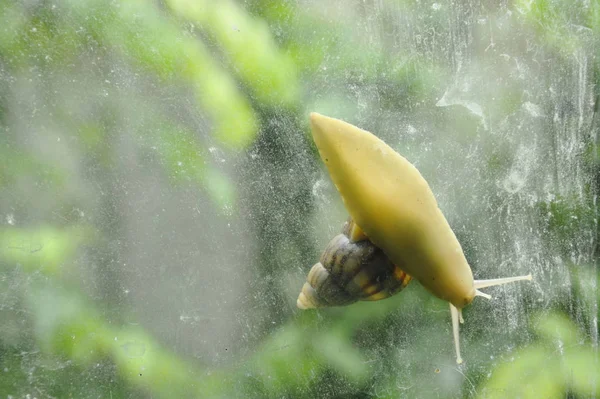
0,0,598,398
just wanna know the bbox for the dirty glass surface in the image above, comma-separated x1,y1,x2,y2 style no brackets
0,0,598,398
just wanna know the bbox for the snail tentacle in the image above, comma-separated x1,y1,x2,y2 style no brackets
450,303,463,364
475,290,492,300
474,274,533,290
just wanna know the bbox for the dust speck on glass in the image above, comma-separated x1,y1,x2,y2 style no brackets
0,1,597,398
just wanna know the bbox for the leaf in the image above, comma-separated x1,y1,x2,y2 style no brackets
251,325,319,396
204,167,236,214
480,346,562,399
0,226,90,276
167,0,299,107
98,0,258,149
153,123,237,214
313,328,369,383
533,312,581,347
562,347,599,397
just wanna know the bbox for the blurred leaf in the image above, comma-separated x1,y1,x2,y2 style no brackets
167,0,299,107
0,1,83,69
0,148,66,190
152,122,237,213
313,328,369,383
481,312,598,399
27,282,230,398
514,0,589,55
0,2,27,59
536,195,595,255
533,312,581,346
112,0,258,149
157,123,206,183
0,225,90,276
479,346,562,399
562,347,599,397
57,0,258,150
27,283,107,359
250,325,319,396
204,166,236,213
590,1,600,31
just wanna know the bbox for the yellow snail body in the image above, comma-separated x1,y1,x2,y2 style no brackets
297,219,411,309
298,113,532,364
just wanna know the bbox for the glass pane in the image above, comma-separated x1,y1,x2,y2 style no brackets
0,0,597,397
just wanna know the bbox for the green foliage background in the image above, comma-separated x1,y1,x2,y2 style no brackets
0,0,598,398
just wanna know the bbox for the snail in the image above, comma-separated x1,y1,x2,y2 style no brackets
297,218,411,309
297,113,532,364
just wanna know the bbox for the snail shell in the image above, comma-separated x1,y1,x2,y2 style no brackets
297,219,411,309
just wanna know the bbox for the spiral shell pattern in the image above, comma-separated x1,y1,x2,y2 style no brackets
297,220,411,309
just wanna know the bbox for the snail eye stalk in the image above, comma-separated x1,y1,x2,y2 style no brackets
474,274,533,291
